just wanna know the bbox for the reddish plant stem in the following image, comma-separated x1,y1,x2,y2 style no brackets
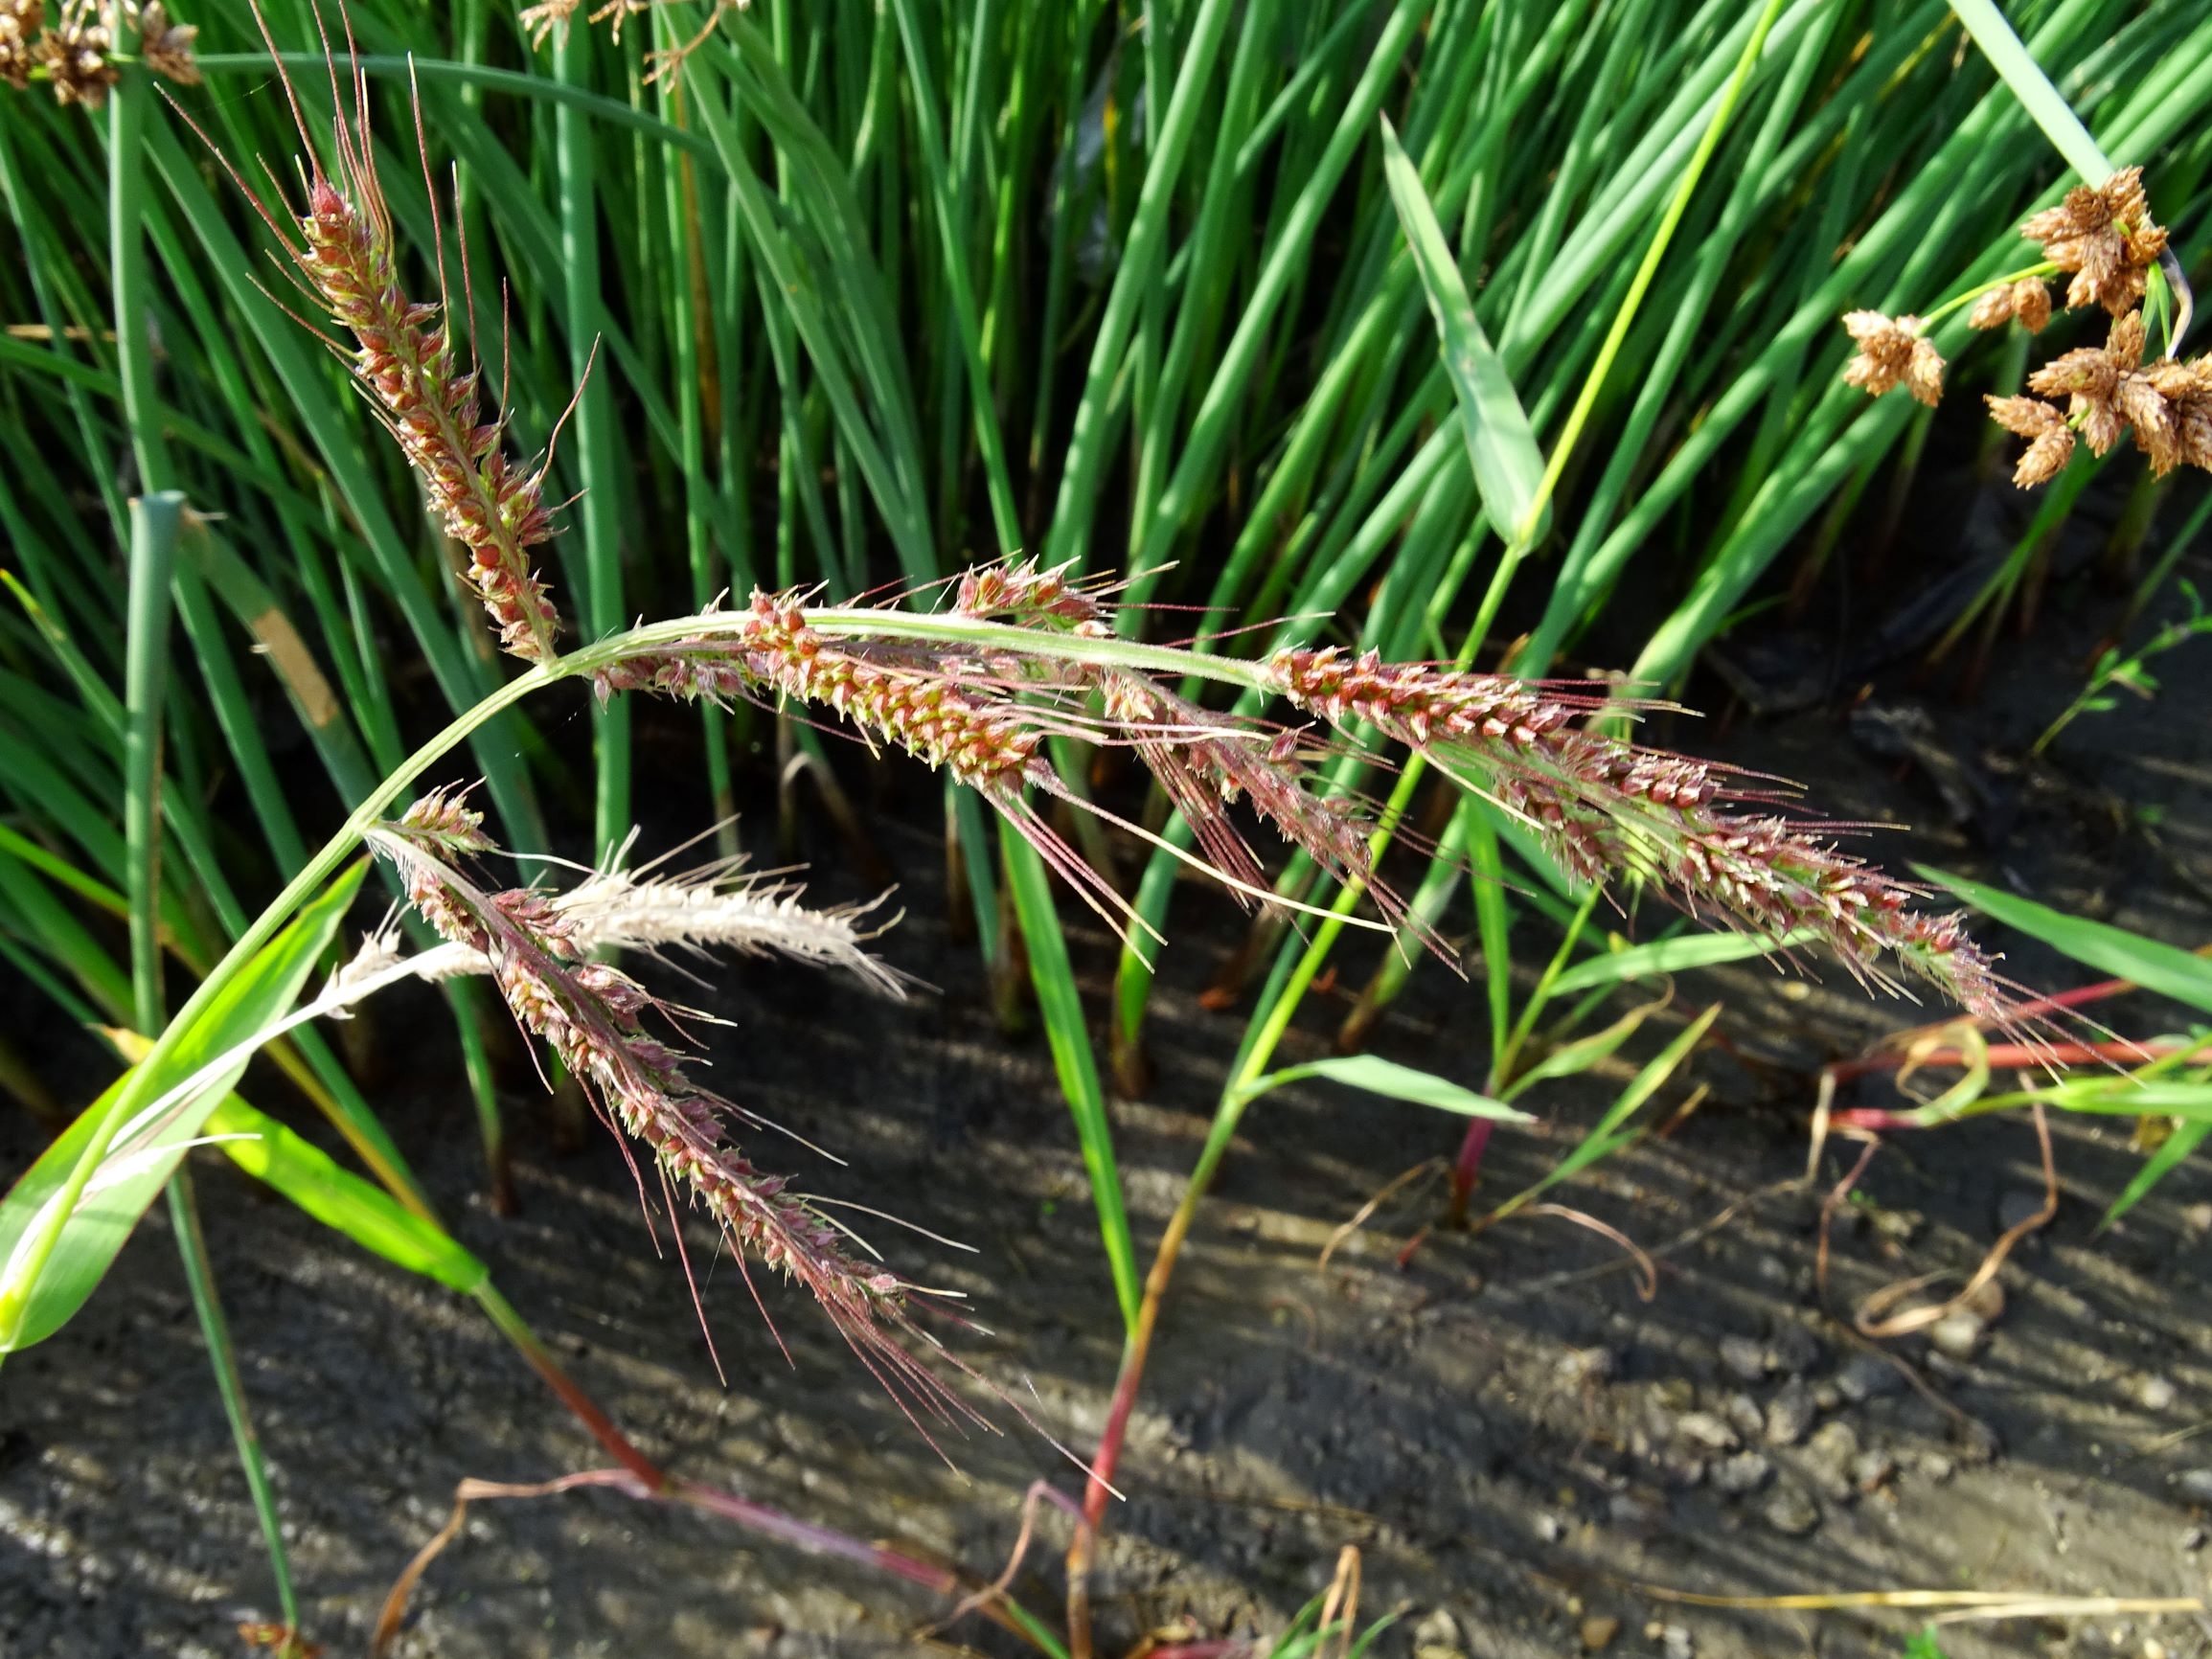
671,1479,969,1595
472,1286,665,1489
1828,1038,2172,1087
456,1294,1043,1647
1446,1118,1495,1218
1065,1177,1211,1659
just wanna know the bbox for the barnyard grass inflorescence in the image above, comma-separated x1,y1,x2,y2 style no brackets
203,10,566,660
368,791,987,1433
1261,646,2009,1022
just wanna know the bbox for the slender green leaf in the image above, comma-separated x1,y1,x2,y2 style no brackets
0,862,367,1352
1922,868,2212,1017
1377,115,1548,546
205,1098,487,1292
1551,926,1820,995
1246,1054,1531,1122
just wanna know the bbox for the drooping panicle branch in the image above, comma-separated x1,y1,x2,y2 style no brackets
366,791,987,1434
1261,646,2008,1021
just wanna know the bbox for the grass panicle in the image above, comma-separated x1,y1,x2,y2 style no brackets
1259,646,2009,1022
215,18,567,661
366,789,984,1436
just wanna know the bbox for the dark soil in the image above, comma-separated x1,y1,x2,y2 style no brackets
5,488,2212,1659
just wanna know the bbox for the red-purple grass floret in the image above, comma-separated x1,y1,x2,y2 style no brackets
371,791,989,1435
1264,647,2007,1021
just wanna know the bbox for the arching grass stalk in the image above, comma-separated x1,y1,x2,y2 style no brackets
0,598,1345,1352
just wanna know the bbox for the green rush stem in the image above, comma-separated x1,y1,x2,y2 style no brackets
169,1169,303,1636
554,23,632,860
109,66,174,496
886,0,1023,555
124,492,183,1037
117,61,305,1638
191,53,713,158
0,607,1266,1348
1516,0,1789,547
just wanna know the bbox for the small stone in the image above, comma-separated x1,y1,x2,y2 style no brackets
1579,1615,1621,1652
1765,1378,1817,1447
1915,1451,1956,1484
1563,1347,1618,1386
1767,1322,1821,1375
1851,1450,1898,1493
1762,1481,1820,1535
1928,1312,1987,1361
1719,1335,1769,1384
2131,1375,2178,1413
1534,1511,1564,1544
1812,1381,1843,1413
1804,1420,1862,1501
1872,1206,1923,1244
1658,1625,1696,1659
2175,1468,2212,1506
1675,1411,1740,1451
1837,1354,1904,1403
1712,1452,1773,1496
1953,1419,2002,1465
2183,1202,2212,1234
1999,1187,2051,1233
1609,1489,1669,1535
1723,1393,1767,1442
2144,1640,2169,1659
1411,1608,1461,1655
2178,1525,2205,1552
1659,1450,1708,1490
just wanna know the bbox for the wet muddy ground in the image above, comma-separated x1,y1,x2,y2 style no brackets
4,483,2211,1659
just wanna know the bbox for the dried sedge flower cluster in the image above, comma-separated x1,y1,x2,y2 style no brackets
517,0,743,79
1,0,198,106
1843,168,2206,489
1841,312,1946,406
366,793,979,1428
204,27,564,660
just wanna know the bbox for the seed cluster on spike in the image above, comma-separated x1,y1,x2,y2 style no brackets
747,594,1043,788
1263,647,2005,1021
295,168,562,661
954,558,1108,632
371,805,974,1415
604,591,1046,792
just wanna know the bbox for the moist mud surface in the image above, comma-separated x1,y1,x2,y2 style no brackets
5,512,2212,1659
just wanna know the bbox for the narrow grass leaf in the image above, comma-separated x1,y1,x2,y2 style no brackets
1378,116,1548,547
1245,1055,1531,1122
204,1098,487,1292
1551,926,1821,995
0,861,367,1352
1921,868,2212,1017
